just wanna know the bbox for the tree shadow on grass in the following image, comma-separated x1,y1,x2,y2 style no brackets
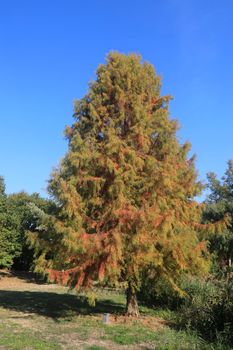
0,290,125,320
10,270,47,284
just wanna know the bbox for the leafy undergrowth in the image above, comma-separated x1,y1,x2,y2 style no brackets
0,271,230,349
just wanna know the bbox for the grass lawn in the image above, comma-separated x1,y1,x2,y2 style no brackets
0,271,229,349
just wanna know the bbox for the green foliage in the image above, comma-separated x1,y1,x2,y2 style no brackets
176,275,233,345
0,177,55,270
204,160,233,269
138,275,183,310
0,176,6,195
140,271,233,347
30,52,209,315
177,277,220,337
86,291,97,307
0,177,21,268
8,192,56,270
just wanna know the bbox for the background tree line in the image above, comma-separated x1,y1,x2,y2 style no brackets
0,176,55,270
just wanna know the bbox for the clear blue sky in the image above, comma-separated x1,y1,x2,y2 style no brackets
0,0,232,198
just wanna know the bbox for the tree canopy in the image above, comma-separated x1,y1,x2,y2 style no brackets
0,177,21,268
30,52,211,316
8,191,56,270
203,160,233,269
0,177,54,270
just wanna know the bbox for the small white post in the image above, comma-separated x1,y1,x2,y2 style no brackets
103,313,110,324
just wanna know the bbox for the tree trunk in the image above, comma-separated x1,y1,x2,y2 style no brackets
126,283,139,317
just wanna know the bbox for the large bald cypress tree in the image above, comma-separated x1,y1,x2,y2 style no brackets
30,53,210,316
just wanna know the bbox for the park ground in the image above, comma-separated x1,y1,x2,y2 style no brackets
0,271,226,350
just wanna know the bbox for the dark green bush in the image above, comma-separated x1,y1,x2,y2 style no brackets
177,276,233,344
177,277,220,338
138,276,183,310
139,273,233,346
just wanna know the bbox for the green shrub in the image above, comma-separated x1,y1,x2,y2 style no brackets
177,277,220,338
177,276,233,344
138,276,183,310
139,274,233,346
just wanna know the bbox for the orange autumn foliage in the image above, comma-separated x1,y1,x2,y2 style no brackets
29,53,227,305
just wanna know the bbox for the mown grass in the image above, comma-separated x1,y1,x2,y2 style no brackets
0,317,226,350
0,323,60,350
0,275,230,349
